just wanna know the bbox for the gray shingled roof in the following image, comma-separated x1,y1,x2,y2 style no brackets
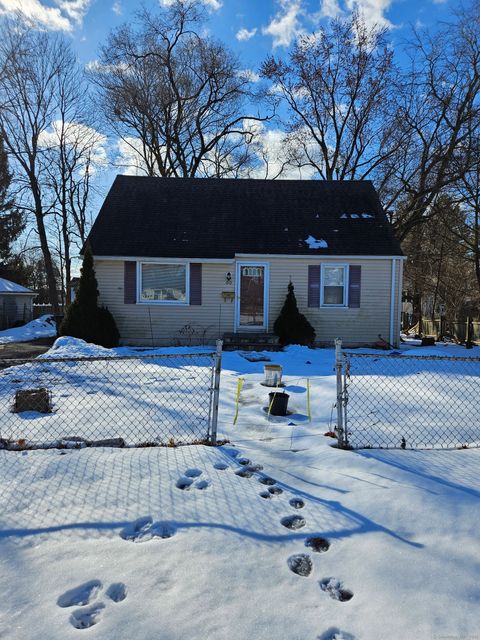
87,176,403,258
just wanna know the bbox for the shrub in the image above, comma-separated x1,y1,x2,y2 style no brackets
60,247,119,348
273,281,316,346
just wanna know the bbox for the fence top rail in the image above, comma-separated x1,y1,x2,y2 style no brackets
344,351,480,364
0,351,216,366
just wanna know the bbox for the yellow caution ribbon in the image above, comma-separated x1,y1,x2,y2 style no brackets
233,377,245,425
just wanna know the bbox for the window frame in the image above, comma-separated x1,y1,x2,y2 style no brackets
137,261,190,305
320,264,349,308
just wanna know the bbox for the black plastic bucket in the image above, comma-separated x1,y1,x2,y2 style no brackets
268,392,290,416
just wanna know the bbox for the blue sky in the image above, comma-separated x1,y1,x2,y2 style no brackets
0,0,452,70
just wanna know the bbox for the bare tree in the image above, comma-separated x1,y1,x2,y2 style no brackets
260,13,400,181
402,196,476,329
92,1,267,178
381,3,480,240
452,131,480,297
0,21,104,311
41,86,105,305
0,24,71,313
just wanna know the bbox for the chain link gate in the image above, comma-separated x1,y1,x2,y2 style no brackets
334,340,480,450
0,341,222,450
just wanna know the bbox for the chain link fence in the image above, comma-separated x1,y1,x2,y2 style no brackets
339,349,480,450
0,348,221,450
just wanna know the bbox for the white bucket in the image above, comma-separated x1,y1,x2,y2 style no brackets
264,364,283,387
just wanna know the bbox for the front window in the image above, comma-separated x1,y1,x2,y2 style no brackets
140,263,187,303
322,265,347,306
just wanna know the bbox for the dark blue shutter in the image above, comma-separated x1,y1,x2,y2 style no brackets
308,265,320,307
348,265,361,308
124,261,137,304
190,263,202,305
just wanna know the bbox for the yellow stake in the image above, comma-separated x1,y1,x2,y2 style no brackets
307,378,311,422
233,377,244,425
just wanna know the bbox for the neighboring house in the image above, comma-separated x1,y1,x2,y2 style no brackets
87,176,405,347
0,278,36,330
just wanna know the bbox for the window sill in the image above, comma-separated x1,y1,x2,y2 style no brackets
137,300,189,306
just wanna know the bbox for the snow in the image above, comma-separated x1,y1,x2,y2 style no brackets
0,278,34,294
0,315,57,345
0,342,479,639
305,235,328,249
42,335,115,358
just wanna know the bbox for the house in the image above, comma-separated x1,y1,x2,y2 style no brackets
86,176,405,347
0,278,36,330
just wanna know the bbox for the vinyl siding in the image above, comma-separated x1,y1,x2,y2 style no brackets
95,259,234,346
263,256,402,347
95,256,403,347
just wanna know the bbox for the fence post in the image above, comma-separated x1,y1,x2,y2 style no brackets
210,339,223,445
335,338,346,448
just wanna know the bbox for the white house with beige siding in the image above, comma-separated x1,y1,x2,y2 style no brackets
88,177,405,348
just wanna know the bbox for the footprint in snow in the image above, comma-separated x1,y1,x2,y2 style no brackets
318,629,355,640
195,480,209,490
237,457,251,466
70,603,105,629
176,477,194,490
319,578,354,602
258,476,276,486
259,491,273,499
184,468,202,478
120,516,176,542
305,536,330,553
60,581,127,630
281,515,306,530
289,497,305,509
105,583,127,603
287,554,313,577
235,467,255,478
57,580,102,608
268,486,283,496
213,462,229,470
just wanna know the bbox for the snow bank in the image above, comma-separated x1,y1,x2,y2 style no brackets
41,336,115,359
0,315,57,345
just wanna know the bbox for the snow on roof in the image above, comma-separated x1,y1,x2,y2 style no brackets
0,277,34,294
304,235,328,249
341,212,375,219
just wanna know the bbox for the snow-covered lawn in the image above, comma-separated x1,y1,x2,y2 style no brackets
0,340,479,639
0,315,57,345
0,337,215,446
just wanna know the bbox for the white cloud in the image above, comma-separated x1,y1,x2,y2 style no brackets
345,0,393,29
236,27,257,41
243,121,317,180
238,69,260,83
39,121,108,173
112,1,122,15
115,137,152,176
0,0,91,31
262,0,304,48
318,0,342,18
55,0,91,24
159,0,222,9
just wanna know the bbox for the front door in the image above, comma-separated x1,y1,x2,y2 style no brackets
235,263,269,331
